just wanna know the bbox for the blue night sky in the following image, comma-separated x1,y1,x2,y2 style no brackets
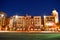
0,0,60,20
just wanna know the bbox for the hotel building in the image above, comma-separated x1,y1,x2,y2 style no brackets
9,15,25,31
0,12,7,30
44,16,56,31
52,9,59,23
0,9,59,31
9,15,42,31
33,16,41,31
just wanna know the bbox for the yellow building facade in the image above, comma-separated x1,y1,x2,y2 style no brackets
0,12,7,30
0,9,59,31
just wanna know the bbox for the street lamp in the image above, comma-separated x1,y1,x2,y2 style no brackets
44,16,46,18
15,15,18,18
1,14,4,17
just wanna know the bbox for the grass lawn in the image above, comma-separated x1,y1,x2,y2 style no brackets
0,32,60,40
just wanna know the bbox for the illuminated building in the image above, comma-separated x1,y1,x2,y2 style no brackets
0,9,59,32
52,9,59,23
9,16,14,30
33,16,41,31
16,16,25,31
25,14,32,31
0,11,7,30
9,14,32,31
9,15,25,31
44,16,56,31
9,15,41,31
29,18,34,31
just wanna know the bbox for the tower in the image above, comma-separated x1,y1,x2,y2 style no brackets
52,9,59,23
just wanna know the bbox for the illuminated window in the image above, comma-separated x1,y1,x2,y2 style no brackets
50,17,54,19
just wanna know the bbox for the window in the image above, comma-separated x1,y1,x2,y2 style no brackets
46,17,49,19
50,17,54,19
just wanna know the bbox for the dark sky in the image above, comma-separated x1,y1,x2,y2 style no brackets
0,0,60,20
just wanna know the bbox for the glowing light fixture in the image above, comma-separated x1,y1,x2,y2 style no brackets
15,15,18,18
44,15,46,18
1,14,4,17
